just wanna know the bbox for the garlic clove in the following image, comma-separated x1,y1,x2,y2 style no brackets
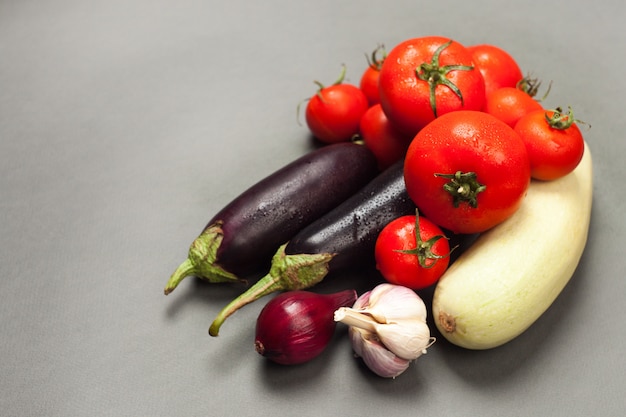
352,289,371,310
359,283,427,323
375,319,434,361
356,330,411,378
348,326,367,358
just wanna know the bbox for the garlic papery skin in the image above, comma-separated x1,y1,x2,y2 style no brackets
373,319,433,360
335,307,433,361
335,283,435,372
356,283,427,323
349,327,410,378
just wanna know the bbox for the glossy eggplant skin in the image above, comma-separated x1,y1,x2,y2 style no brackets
165,142,378,295
211,142,377,276
285,160,415,270
207,161,413,335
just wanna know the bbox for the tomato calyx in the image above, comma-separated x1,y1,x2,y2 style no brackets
435,171,486,208
516,74,552,100
312,64,347,100
415,40,474,117
365,44,387,71
395,210,452,269
297,65,348,125
545,106,586,130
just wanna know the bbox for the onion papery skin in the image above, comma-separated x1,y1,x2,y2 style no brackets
254,290,357,365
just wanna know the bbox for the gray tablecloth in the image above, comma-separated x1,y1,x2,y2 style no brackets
1,1,623,416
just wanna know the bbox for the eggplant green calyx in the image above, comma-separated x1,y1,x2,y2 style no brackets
208,244,335,336
163,222,243,295
435,171,486,208
415,40,474,118
396,209,454,269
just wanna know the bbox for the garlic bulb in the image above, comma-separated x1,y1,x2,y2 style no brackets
354,282,427,323
334,283,435,378
348,326,410,378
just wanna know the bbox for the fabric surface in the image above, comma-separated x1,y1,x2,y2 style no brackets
1,1,623,416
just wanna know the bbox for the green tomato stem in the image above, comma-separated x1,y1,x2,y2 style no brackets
516,75,552,100
545,106,578,130
415,40,474,118
365,44,387,70
395,209,450,269
434,170,486,208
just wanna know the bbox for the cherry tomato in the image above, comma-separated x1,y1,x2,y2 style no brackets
404,110,530,234
514,106,585,180
359,45,386,106
359,104,412,170
483,86,543,128
375,211,451,290
378,36,486,136
305,66,369,144
466,44,523,97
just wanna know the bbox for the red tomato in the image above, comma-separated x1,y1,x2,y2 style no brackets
378,36,486,136
375,212,451,290
359,104,412,170
483,86,543,128
466,44,524,97
404,111,530,234
305,67,369,144
359,45,386,106
514,107,585,180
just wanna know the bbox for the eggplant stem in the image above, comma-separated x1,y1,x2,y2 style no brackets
208,243,335,336
163,223,244,295
208,273,283,336
164,258,196,295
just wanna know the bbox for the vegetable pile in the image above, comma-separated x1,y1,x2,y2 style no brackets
164,35,592,378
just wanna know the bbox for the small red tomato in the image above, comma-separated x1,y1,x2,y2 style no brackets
483,86,543,128
379,36,486,136
514,106,585,180
466,44,524,97
359,45,386,106
404,110,530,234
375,212,451,290
359,104,413,170
305,66,369,144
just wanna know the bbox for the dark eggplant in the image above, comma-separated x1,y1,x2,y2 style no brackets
209,160,416,335
284,160,414,270
164,142,378,295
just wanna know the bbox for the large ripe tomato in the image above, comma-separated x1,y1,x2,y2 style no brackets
375,211,451,290
466,44,524,97
305,66,369,144
514,106,585,180
378,36,486,136
359,44,386,107
404,110,530,234
483,86,543,128
359,104,413,170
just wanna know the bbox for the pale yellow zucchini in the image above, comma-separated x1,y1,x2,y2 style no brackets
432,142,593,349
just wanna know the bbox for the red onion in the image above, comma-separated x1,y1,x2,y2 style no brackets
254,289,357,365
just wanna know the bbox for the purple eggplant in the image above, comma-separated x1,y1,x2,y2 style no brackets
164,142,378,295
209,161,416,335
283,160,414,271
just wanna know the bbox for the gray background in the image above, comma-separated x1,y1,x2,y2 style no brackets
1,1,623,416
